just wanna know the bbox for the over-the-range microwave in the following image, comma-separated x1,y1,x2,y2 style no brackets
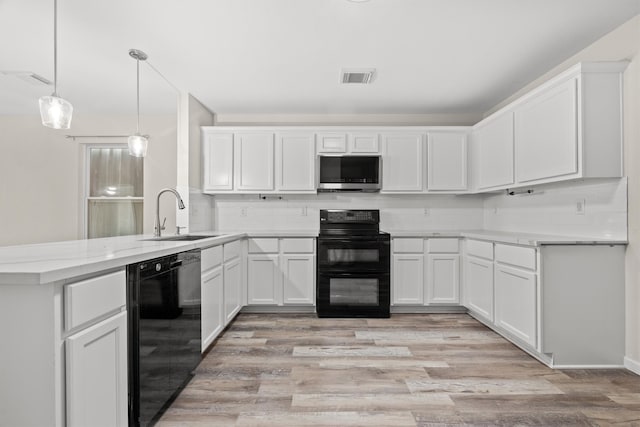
317,155,381,192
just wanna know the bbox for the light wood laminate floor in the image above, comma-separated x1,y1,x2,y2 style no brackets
157,313,640,426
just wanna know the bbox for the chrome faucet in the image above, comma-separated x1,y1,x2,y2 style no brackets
154,188,186,237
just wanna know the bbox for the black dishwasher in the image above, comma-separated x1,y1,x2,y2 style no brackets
127,249,201,427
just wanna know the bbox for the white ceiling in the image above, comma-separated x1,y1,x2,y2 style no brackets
1,0,638,117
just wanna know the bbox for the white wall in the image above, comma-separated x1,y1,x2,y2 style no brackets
213,194,484,233
482,179,627,240
0,114,177,246
483,15,640,370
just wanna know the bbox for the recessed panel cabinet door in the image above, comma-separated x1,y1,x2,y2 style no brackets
282,255,315,305
202,132,233,192
477,112,515,189
235,132,275,191
464,257,494,321
66,312,128,427
426,254,460,304
495,264,537,347
515,78,578,183
427,132,467,190
201,266,224,352
224,258,242,324
247,254,281,305
277,133,316,191
392,254,424,304
381,133,424,192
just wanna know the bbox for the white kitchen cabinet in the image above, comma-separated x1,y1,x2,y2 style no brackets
316,132,347,153
234,132,275,191
494,264,537,347
381,132,424,192
475,111,515,189
464,256,494,321
392,254,424,305
201,265,224,352
66,311,128,427
247,254,281,305
246,237,316,307
202,131,234,192
515,78,578,183
426,254,460,304
427,132,467,191
276,132,316,192
282,254,315,305
223,257,242,324
348,132,380,153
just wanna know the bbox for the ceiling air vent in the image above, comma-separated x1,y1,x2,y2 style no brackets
341,68,376,84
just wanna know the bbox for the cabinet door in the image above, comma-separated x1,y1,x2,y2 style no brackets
224,258,242,324
66,311,127,427
282,255,315,305
495,264,537,347
277,133,316,191
247,255,281,305
316,132,347,153
477,112,515,189
202,132,233,192
426,254,460,304
427,132,467,190
348,132,380,153
201,266,224,352
392,254,424,305
464,257,494,321
381,133,424,192
515,78,578,183
235,132,275,191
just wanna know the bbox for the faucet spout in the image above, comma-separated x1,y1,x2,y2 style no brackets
154,188,186,237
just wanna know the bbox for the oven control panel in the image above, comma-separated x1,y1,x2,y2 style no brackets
320,209,379,224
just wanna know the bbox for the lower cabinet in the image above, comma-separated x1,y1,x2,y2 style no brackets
464,256,494,321
247,238,315,306
494,264,537,347
201,265,224,351
391,238,460,306
66,311,128,427
224,257,242,324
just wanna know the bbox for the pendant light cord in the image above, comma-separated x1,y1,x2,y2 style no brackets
136,57,140,134
53,0,58,96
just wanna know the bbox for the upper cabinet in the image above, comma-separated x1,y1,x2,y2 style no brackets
381,132,424,192
317,132,381,154
235,132,275,191
202,132,234,192
427,131,468,191
472,61,626,192
475,112,515,190
276,132,316,192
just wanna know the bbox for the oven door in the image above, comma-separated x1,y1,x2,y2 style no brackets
316,271,390,318
317,236,390,272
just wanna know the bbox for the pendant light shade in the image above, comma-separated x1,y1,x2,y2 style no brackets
128,49,149,157
127,134,148,157
40,0,73,129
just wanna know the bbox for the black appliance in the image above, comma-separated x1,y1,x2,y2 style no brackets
316,209,391,317
127,249,201,427
317,155,381,192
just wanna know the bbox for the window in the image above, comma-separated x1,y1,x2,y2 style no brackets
86,146,143,238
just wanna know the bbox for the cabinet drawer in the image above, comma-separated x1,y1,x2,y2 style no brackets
466,239,494,260
65,270,126,330
281,238,314,254
224,240,242,261
427,238,459,253
202,245,223,271
248,238,279,254
393,238,424,253
495,244,536,270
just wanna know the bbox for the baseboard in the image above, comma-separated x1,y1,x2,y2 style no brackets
241,305,316,314
624,356,640,375
391,305,467,314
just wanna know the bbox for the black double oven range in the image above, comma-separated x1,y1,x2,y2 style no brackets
316,209,391,318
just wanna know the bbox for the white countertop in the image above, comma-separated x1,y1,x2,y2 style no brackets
0,229,626,286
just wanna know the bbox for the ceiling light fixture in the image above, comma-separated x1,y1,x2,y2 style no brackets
39,0,73,129
128,49,149,157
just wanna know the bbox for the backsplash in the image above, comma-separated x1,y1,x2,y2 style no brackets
213,193,484,232
482,178,627,239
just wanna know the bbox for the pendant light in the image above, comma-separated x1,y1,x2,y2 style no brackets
39,0,73,129
128,49,148,157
